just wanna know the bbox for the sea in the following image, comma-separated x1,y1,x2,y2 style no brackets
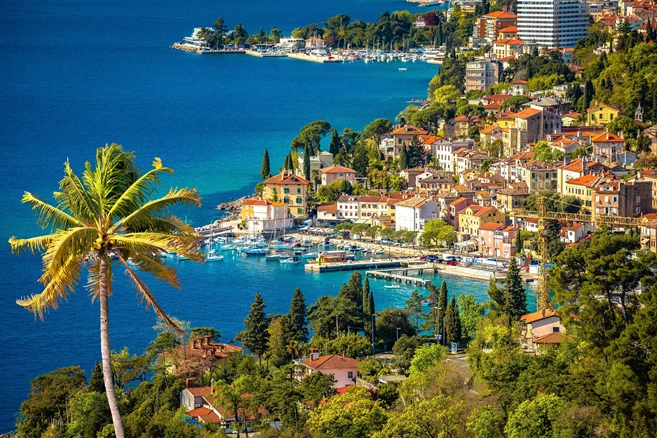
0,0,532,431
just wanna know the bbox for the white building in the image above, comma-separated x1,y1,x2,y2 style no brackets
337,195,359,220
517,0,589,48
395,197,438,232
431,139,476,172
240,199,293,233
296,151,333,178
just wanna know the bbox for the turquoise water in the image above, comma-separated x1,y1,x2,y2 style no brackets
0,0,524,430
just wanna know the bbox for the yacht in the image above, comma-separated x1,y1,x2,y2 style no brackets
206,250,224,262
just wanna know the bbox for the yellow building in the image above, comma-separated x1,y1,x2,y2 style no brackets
263,171,309,218
586,103,620,127
458,205,506,237
563,174,600,210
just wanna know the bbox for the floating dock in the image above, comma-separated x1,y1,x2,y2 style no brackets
366,266,435,288
287,53,344,63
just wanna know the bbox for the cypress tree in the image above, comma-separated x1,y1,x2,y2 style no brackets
399,146,408,170
260,149,271,180
242,292,271,364
346,271,364,314
582,79,594,112
503,257,527,324
445,296,461,344
515,231,523,253
329,129,341,156
437,22,443,46
363,278,373,336
303,143,311,181
437,281,448,344
288,288,308,343
89,361,105,393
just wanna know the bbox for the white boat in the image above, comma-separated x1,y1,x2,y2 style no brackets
280,256,301,264
244,248,267,256
220,244,236,251
384,284,401,289
301,252,318,259
266,252,289,261
399,67,408,71
206,250,224,262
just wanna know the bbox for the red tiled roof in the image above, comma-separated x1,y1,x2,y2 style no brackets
533,332,574,344
264,172,309,185
483,11,518,19
321,165,356,174
591,132,624,143
479,222,505,231
473,206,497,217
499,25,519,33
300,354,359,370
391,125,428,136
187,387,212,397
243,199,285,207
515,108,542,119
510,80,527,85
521,308,558,324
317,203,338,213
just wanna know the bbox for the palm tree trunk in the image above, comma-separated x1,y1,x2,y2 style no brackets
99,255,126,438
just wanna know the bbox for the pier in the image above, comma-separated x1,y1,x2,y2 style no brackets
366,266,435,288
304,259,401,273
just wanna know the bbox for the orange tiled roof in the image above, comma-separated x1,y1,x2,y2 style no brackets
391,125,428,136
515,108,542,119
483,11,518,19
479,222,505,231
533,332,574,344
264,173,309,185
521,308,558,324
591,132,624,143
300,354,359,370
321,165,356,174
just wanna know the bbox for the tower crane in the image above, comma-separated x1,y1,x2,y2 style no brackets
509,196,649,311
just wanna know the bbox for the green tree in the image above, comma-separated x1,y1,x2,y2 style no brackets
288,287,308,344
505,394,567,438
9,144,203,437
376,308,416,348
406,289,426,331
301,371,336,407
291,120,332,155
466,405,505,438
68,390,113,438
362,278,375,339
364,118,393,144
372,395,464,438
88,361,105,393
433,84,461,105
503,257,527,323
457,294,485,339
17,366,86,437
515,231,523,254
189,327,221,342
268,315,291,366
307,387,387,438
260,148,271,179
437,281,449,342
420,219,457,247
329,128,342,156
241,292,271,364
399,146,408,170
409,344,446,375
392,335,424,375
445,296,462,344
303,143,311,181
308,295,359,338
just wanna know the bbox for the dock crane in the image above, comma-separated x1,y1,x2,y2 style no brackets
509,196,650,311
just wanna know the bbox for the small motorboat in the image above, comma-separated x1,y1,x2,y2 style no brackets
384,284,401,289
206,250,224,262
220,244,236,251
244,248,267,256
265,252,289,261
280,256,301,264
301,252,318,259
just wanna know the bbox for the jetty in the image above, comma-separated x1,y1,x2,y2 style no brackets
366,266,435,287
305,259,400,273
287,52,344,63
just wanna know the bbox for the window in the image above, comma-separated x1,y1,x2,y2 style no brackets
553,327,560,333
297,188,301,194
284,188,290,194
297,208,303,214
296,197,302,204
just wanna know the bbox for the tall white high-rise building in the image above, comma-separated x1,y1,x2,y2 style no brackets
517,0,589,48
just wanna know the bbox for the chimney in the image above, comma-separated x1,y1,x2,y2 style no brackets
310,348,319,361
186,378,195,388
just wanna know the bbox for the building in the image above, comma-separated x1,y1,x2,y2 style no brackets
517,0,589,48
298,349,359,389
520,309,567,353
586,103,621,126
305,38,326,49
432,139,476,172
296,151,334,178
514,107,562,145
557,157,605,196
395,197,439,231
493,38,528,58
240,199,293,233
640,219,657,253
592,179,653,217
639,169,657,211
465,58,502,92
458,205,506,237
478,222,518,259
357,196,390,221
559,222,596,244
337,195,360,220
519,161,559,193
316,203,344,224
383,125,429,158
321,165,357,186
475,11,519,41
414,16,427,28
591,131,625,164
263,171,309,217
495,186,530,212
498,25,520,40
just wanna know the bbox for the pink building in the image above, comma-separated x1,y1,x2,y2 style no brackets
478,222,518,259
520,309,569,354
448,197,476,228
299,349,359,389
321,165,357,186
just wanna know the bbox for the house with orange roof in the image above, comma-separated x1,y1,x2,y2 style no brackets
495,186,530,212
591,131,625,164
390,124,429,156
263,171,309,217
432,139,476,172
458,205,506,238
478,222,518,259
448,197,476,228
454,115,474,138
475,11,518,41
395,196,438,231
638,169,657,211
559,222,596,244
518,160,558,194
592,177,653,217
557,157,605,195
520,309,567,353
561,110,582,126
640,217,657,253
298,349,359,389
181,379,266,432
321,165,357,186
496,111,517,128
510,80,528,96
498,25,519,40
493,38,527,59
587,103,621,126
479,124,502,147
317,202,345,224
241,198,293,233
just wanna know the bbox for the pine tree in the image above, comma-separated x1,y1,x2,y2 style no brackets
437,281,448,344
288,288,308,344
89,361,105,393
260,149,271,180
399,146,408,170
242,292,271,364
406,289,426,331
329,129,341,156
486,276,504,310
445,296,462,344
503,257,527,323
340,271,364,315
303,143,311,181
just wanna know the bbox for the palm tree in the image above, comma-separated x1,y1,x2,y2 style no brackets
9,144,203,437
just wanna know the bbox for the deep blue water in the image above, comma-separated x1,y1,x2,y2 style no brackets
0,0,528,431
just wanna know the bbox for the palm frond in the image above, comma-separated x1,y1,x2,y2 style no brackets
114,253,184,336
21,192,84,230
110,188,201,233
129,216,196,234
42,227,99,275
119,251,181,290
108,157,174,219
54,160,98,224
8,234,56,255
17,254,84,319
112,232,203,263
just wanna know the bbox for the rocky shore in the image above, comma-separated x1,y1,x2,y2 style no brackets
216,196,247,221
